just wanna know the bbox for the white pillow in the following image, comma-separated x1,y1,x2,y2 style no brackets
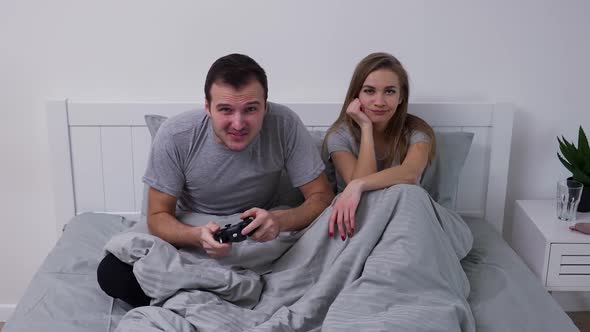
140,115,169,218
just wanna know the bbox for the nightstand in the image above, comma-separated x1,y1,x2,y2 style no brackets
510,200,590,291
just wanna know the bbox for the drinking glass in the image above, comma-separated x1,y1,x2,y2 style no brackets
556,179,583,221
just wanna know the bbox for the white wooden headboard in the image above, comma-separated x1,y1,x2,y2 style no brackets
47,100,513,236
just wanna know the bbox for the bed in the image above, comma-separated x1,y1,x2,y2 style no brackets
4,101,578,331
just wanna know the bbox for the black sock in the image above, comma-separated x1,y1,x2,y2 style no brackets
97,253,151,307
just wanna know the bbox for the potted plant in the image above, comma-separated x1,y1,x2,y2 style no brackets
557,126,590,212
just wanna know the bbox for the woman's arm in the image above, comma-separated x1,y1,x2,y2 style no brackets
328,141,431,240
355,141,431,192
331,98,379,183
330,123,378,184
352,123,379,180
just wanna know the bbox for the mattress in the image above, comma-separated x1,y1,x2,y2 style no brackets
461,217,577,331
4,213,578,331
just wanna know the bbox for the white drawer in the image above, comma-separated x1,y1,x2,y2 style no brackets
547,243,590,289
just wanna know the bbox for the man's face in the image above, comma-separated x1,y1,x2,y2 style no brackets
205,80,267,151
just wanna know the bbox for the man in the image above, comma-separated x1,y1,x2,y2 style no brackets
97,54,334,307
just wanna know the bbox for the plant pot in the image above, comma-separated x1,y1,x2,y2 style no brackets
579,185,590,213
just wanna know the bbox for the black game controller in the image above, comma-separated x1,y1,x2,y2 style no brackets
213,217,257,243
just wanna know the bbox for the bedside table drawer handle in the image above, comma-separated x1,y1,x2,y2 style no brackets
560,265,590,274
561,255,590,265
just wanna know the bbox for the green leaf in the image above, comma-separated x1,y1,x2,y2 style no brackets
572,168,590,186
558,153,575,173
584,155,590,174
579,126,590,156
559,136,579,166
558,135,567,149
565,136,584,167
558,136,571,161
558,129,590,179
578,127,590,175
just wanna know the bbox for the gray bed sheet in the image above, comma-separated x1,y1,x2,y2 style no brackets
5,213,577,332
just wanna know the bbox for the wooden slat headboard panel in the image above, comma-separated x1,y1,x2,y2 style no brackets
47,100,513,236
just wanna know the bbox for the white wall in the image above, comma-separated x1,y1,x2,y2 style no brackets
1,0,589,314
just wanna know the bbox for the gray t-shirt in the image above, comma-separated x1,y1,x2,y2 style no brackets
325,125,429,192
143,102,325,215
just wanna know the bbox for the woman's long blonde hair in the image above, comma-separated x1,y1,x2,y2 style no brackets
324,52,435,166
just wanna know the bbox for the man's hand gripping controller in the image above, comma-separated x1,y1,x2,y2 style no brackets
213,217,257,243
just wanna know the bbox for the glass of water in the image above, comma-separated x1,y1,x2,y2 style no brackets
556,179,584,221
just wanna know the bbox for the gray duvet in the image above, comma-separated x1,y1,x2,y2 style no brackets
4,185,578,332
106,185,474,331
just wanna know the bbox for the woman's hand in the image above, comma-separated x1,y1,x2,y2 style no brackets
346,98,372,128
329,179,364,240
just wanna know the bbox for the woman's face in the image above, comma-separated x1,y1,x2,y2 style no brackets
357,69,402,128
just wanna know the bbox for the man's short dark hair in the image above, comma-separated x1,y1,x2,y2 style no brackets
205,54,268,103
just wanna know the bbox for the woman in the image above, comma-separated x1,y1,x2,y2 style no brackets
324,52,436,240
